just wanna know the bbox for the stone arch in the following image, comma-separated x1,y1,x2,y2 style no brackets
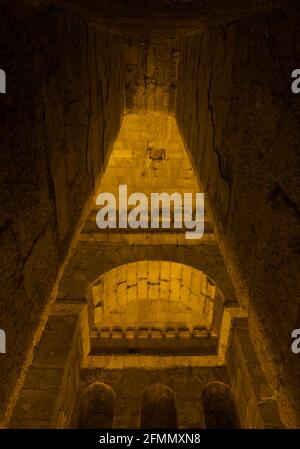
76,382,115,429
201,382,240,429
59,247,236,304
141,384,178,429
91,260,217,330
93,260,216,326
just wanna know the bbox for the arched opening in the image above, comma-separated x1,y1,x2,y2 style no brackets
76,382,115,429
90,260,222,356
201,382,240,429
141,384,178,429
92,261,216,329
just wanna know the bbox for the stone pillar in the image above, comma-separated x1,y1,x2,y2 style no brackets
9,302,89,429
227,318,283,428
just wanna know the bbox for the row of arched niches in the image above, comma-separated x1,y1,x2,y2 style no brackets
74,381,241,429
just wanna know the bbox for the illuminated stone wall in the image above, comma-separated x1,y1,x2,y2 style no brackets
92,261,215,330
98,112,198,198
9,303,90,429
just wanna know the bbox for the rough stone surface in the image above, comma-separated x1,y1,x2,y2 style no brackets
27,0,293,34
124,39,178,112
0,1,123,425
1,0,299,430
9,303,89,429
227,318,283,428
175,6,300,426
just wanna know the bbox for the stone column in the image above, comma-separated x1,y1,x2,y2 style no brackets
9,302,89,429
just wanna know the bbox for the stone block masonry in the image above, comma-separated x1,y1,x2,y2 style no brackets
176,6,300,427
0,1,124,426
